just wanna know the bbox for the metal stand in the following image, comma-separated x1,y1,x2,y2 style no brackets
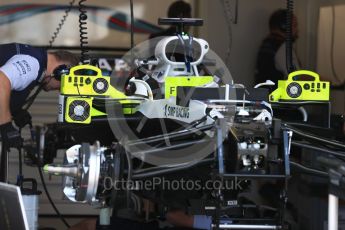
99,208,111,226
317,157,345,230
0,141,8,182
212,224,281,229
327,176,345,230
328,194,338,230
217,119,226,175
209,120,291,230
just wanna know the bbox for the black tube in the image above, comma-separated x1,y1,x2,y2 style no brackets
130,139,209,156
291,141,345,158
125,148,132,209
130,0,134,64
23,84,45,111
125,150,132,181
284,124,345,149
221,204,277,212
0,143,8,182
132,159,212,179
317,156,345,174
18,148,23,177
290,161,328,177
285,122,331,131
133,158,213,175
272,101,330,105
39,214,98,218
127,124,214,146
222,174,287,179
217,123,225,175
37,167,70,228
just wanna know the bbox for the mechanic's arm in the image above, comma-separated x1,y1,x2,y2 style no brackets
0,71,11,125
0,71,23,148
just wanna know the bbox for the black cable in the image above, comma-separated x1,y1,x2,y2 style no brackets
130,0,134,68
79,0,89,64
132,159,212,179
23,74,57,111
37,166,70,228
23,77,52,111
76,80,82,96
130,0,134,50
49,0,76,47
291,141,345,158
0,142,9,182
125,150,132,181
177,33,191,72
284,121,331,131
127,123,213,145
290,161,328,177
187,35,194,68
122,0,135,92
133,158,213,174
286,0,296,73
125,148,132,209
284,124,345,149
23,85,44,111
18,147,23,178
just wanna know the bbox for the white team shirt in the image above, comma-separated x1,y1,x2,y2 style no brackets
0,54,40,91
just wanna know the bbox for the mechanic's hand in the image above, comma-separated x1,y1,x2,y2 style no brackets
0,122,23,149
13,109,32,129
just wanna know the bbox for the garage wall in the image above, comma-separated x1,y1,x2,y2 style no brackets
317,5,345,84
317,3,345,115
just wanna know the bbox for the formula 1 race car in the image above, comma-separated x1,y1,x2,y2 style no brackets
24,17,341,230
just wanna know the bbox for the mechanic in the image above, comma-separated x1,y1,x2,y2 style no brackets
0,43,79,149
149,0,192,39
255,9,300,86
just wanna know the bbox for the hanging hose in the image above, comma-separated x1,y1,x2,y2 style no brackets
122,0,135,93
286,0,296,74
129,0,134,68
129,0,134,51
49,0,76,47
79,0,89,64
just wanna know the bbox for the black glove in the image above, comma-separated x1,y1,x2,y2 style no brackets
0,122,23,149
13,109,32,129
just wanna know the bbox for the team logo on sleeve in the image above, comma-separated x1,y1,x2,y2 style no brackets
12,60,32,76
